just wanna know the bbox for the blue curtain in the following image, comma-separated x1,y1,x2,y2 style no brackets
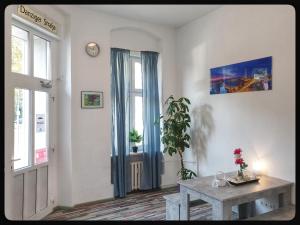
111,48,131,198
140,51,162,190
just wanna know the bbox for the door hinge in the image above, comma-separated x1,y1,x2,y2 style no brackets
50,96,55,102
51,147,55,152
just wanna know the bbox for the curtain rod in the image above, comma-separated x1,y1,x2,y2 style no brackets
130,50,160,54
111,47,160,54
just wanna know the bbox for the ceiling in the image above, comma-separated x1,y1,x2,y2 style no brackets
80,5,220,28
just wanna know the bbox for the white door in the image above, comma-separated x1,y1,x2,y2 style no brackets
5,17,57,220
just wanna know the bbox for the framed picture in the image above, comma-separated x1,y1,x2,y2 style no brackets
81,91,103,109
210,56,272,95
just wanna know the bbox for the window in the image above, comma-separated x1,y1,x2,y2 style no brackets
11,25,29,74
34,35,51,79
11,20,53,171
130,54,143,148
34,91,49,164
11,23,51,80
14,88,30,170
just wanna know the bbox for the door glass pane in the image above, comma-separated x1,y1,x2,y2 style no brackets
14,89,30,170
134,62,142,89
11,25,28,74
134,96,143,146
34,35,50,79
34,91,48,165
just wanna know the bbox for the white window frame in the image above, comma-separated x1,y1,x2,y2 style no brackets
129,54,143,150
12,19,52,80
10,18,55,173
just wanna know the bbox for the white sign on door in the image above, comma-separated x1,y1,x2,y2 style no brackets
36,114,45,132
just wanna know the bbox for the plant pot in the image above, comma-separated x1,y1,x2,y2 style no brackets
132,146,138,153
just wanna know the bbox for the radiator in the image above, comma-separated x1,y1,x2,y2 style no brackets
130,161,143,191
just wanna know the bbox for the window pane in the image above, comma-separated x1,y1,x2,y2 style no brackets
34,91,48,165
134,96,143,146
134,62,142,89
11,26,28,74
14,89,30,170
34,35,50,79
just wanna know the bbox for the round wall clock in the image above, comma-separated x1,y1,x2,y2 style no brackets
85,42,100,57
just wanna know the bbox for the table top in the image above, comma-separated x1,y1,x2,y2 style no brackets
178,171,293,201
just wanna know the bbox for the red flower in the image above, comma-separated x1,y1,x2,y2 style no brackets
233,148,242,155
235,158,244,165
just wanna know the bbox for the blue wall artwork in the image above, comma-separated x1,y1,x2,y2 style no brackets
210,56,272,95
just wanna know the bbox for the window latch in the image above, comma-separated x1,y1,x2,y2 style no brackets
40,80,52,88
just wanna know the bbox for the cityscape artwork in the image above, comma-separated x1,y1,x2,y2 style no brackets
210,56,272,95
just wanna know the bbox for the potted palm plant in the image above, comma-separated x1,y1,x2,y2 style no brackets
159,95,197,180
129,129,142,153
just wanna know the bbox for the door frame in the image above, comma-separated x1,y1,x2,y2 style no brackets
5,8,58,220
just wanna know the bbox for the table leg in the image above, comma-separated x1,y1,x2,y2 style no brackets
212,201,232,220
279,187,291,207
254,186,291,216
236,201,256,219
179,188,190,220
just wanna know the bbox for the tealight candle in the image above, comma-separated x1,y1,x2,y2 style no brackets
253,160,262,176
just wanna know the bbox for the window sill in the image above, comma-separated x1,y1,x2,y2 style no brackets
130,151,143,155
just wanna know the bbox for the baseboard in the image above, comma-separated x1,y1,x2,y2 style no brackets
73,196,115,208
52,205,73,211
27,205,55,220
160,183,179,189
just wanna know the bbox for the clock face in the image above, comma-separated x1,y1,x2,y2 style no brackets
86,42,100,57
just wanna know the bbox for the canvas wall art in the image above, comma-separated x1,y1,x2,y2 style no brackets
210,56,272,95
81,91,103,108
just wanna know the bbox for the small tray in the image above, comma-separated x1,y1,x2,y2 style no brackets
227,176,260,186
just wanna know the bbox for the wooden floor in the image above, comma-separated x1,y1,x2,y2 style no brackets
44,186,238,220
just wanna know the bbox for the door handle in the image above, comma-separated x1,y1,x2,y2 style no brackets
11,158,21,162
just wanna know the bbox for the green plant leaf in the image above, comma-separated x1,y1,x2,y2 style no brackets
184,134,190,141
178,168,197,180
183,142,190,148
160,95,193,169
184,98,191,104
129,129,142,143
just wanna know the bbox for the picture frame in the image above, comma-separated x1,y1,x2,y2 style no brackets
210,56,272,95
81,91,103,109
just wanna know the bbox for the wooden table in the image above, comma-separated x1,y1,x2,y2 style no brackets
178,171,292,220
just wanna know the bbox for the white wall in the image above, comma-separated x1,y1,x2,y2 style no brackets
176,5,295,203
111,28,160,51
57,5,180,206
56,10,73,207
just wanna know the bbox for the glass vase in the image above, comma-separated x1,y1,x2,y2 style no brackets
237,170,244,179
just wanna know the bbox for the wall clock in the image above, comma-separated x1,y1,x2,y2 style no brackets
85,42,100,57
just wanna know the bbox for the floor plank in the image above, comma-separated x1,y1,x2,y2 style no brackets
43,187,238,220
